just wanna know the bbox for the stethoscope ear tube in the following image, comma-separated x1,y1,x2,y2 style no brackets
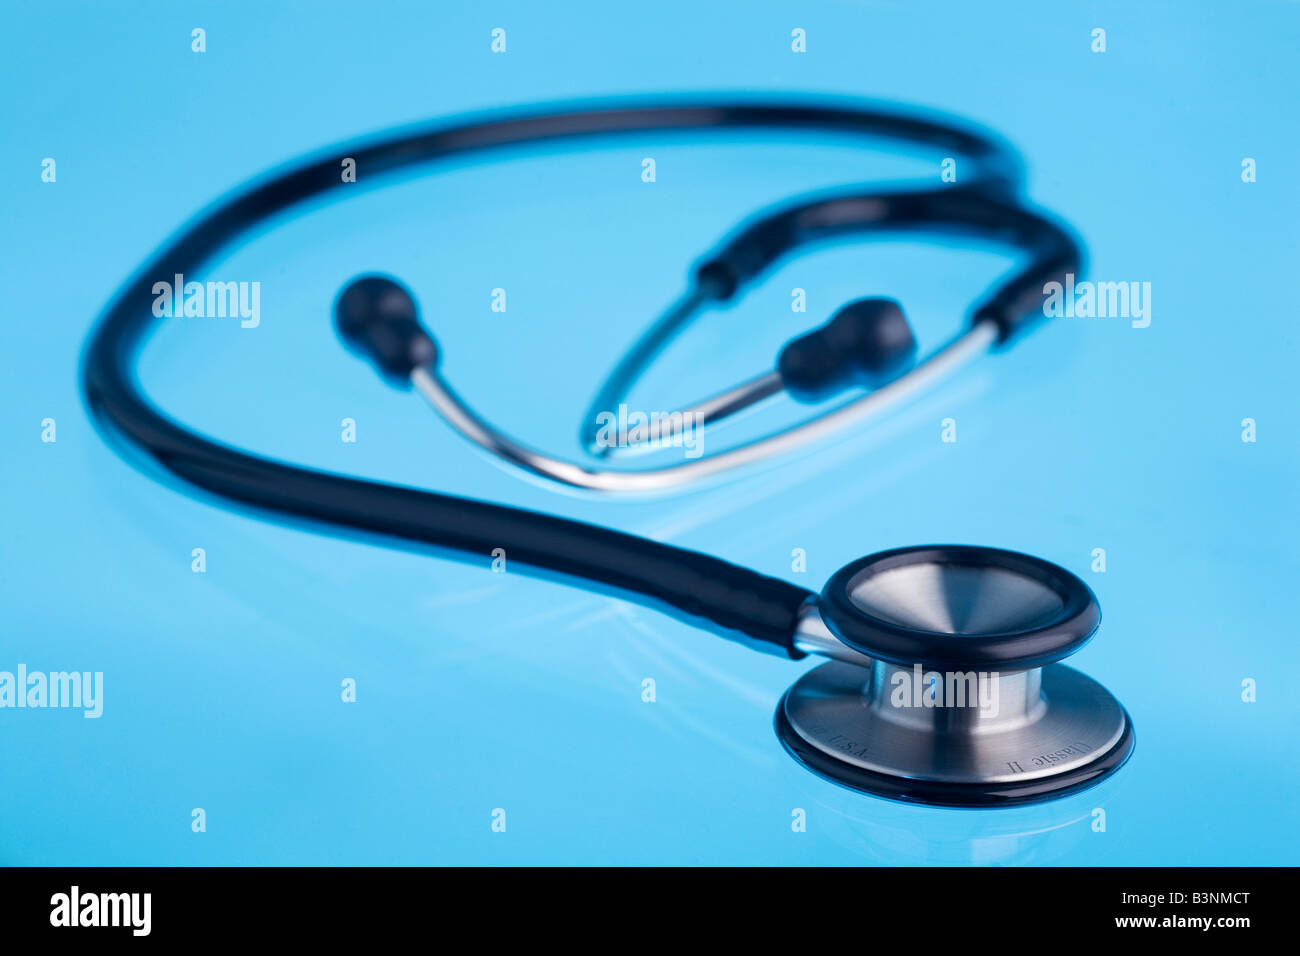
577,185,1083,486
973,249,1082,344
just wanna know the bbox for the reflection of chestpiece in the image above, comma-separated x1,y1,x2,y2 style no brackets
781,546,1134,807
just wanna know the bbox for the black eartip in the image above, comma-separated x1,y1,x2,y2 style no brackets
334,275,437,384
776,297,917,403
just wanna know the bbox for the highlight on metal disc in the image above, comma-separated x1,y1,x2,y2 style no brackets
817,545,1102,671
847,562,1065,635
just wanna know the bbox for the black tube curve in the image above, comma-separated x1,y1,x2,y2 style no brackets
81,99,1032,655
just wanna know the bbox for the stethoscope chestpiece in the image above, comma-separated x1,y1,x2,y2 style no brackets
777,545,1134,807
819,545,1101,670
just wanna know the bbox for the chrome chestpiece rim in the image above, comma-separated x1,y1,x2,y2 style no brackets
778,546,1134,807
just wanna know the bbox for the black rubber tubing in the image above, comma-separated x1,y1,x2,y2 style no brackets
80,100,1026,655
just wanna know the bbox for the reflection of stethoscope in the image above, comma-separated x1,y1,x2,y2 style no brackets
83,100,1133,806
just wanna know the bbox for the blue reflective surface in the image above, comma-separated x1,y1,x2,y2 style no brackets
1,0,1297,865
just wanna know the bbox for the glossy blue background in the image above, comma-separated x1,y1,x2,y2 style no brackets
2,1,1297,865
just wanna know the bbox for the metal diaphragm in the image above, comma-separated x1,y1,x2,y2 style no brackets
776,545,1134,807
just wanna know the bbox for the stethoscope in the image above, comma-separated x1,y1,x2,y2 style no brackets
82,100,1133,807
